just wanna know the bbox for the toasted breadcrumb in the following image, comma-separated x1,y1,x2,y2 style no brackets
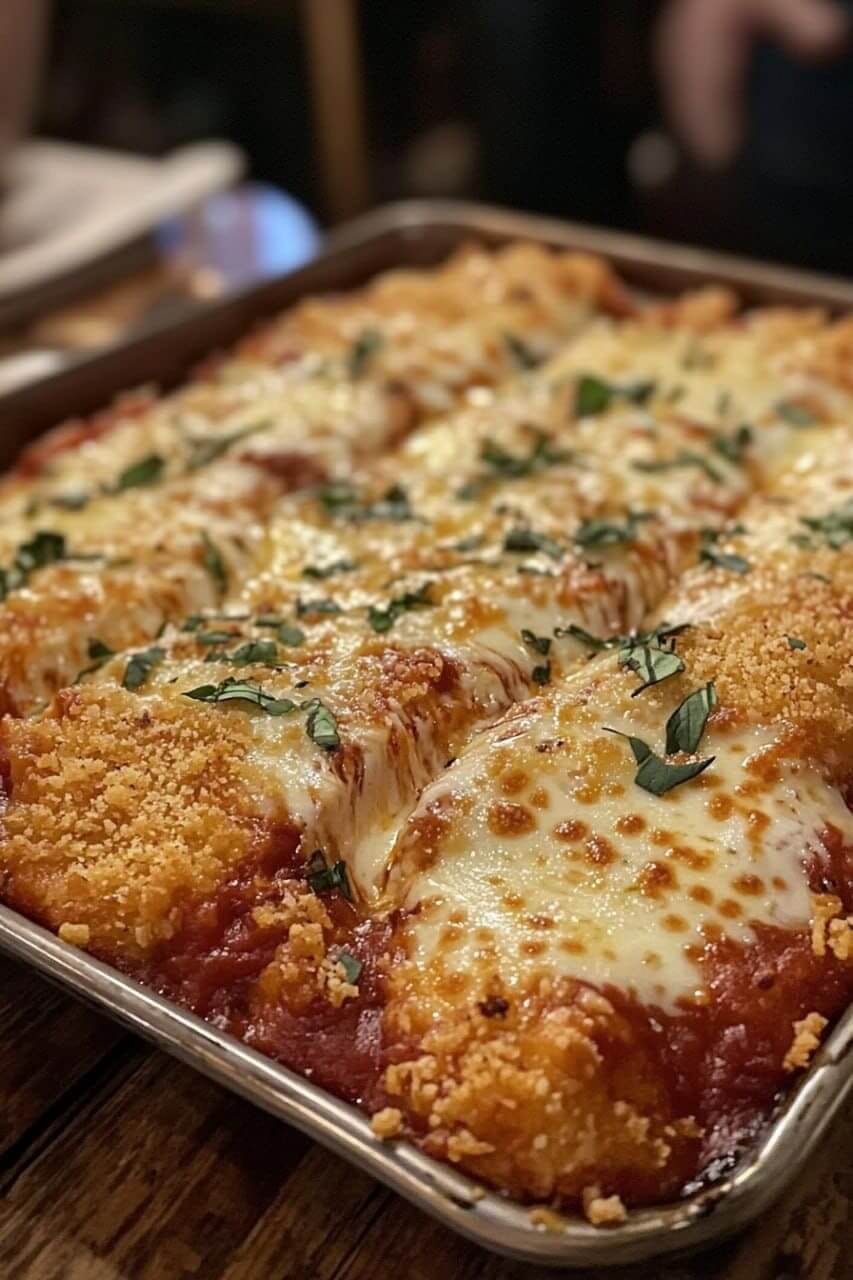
370,1107,404,1139
582,1184,628,1226
828,917,853,962
58,922,91,947
811,894,844,958
783,1012,828,1072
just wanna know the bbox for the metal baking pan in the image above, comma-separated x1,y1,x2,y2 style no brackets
1,200,852,1268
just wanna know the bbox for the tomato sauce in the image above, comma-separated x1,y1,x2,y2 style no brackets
131,820,399,1106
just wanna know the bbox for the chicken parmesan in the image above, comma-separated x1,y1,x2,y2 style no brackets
1,243,852,1225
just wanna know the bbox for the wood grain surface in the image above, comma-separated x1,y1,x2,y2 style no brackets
0,954,849,1280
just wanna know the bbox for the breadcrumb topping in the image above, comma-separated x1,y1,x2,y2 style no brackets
783,1013,828,1073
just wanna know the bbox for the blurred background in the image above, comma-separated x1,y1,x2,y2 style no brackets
0,0,851,385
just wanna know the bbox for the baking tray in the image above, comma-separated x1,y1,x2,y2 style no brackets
1,200,852,1268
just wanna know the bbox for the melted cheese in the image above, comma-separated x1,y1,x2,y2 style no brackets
391,687,853,1008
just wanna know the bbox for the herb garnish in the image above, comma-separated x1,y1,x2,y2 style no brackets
574,375,655,417
457,429,576,499
503,527,563,560
201,533,228,591
224,639,279,666
184,677,296,715
348,329,383,379
777,400,818,428
319,482,417,523
798,498,853,550
574,510,650,549
74,638,115,682
604,728,715,795
521,629,551,656
711,424,752,464
306,850,353,900
335,949,362,984
185,421,267,470
112,453,165,492
786,635,806,650
619,634,685,696
302,559,358,580
368,582,433,633
52,491,90,511
632,450,722,484
666,682,716,754
0,529,67,600
503,332,541,370
303,698,340,749
122,645,166,691
699,529,750,574
296,597,342,618
531,662,551,686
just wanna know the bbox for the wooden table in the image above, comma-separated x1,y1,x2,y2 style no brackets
0,952,850,1280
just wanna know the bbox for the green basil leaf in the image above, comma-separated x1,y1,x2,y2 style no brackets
531,662,551,686
122,645,166,691
305,850,353,900
777,400,818,428
574,375,655,417
619,640,685,696
183,677,295,716
201,532,228,591
368,582,433,633
632,450,723,484
348,328,383,378
503,526,563,560
521,628,551,656
302,559,358,580
503,331,541,370
335,949,362,984
665,682,717,755
786,635,807,650
303,697,340,749
711,424,752,464
800,498,853,550
297,597,342,618
228,639,279,666
113,453,164,492
277,622,306,647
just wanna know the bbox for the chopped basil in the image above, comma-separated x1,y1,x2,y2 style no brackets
799,498,853,550
122,645,166,691
306,850,353,900
186,421,267,470
335,949,362,984
786,635,807,650
201,533,228,591
603,728,714,796
777,400,818,428
320,482,417,523
574,374,655,417
521,628,551,656
632,450,723,484
666,682,716,755
503,527,562,560
303,698,340,749
227,639,279,666
711,424,752,465
368,582,433,633
302,559,358,579
574,510,649,549
554,623,610,650
296,597,341,618
255,614,284,627
74,637,116,682
276,622,306,647
699,529,750,574
0,529,67,600
619,637,684,696
531,662,551,686
457,429,576,498
197,629,242,646
503,331,541,370
183,677,296,716
348,328,383,378
112,453,164,492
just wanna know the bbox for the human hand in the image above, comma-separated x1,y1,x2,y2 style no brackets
656,0,849,168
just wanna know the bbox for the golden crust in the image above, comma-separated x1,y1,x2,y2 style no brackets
1,244,853,1218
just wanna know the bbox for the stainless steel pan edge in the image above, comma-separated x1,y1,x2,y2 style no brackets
1,903,852,1268
1,200,852,1266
